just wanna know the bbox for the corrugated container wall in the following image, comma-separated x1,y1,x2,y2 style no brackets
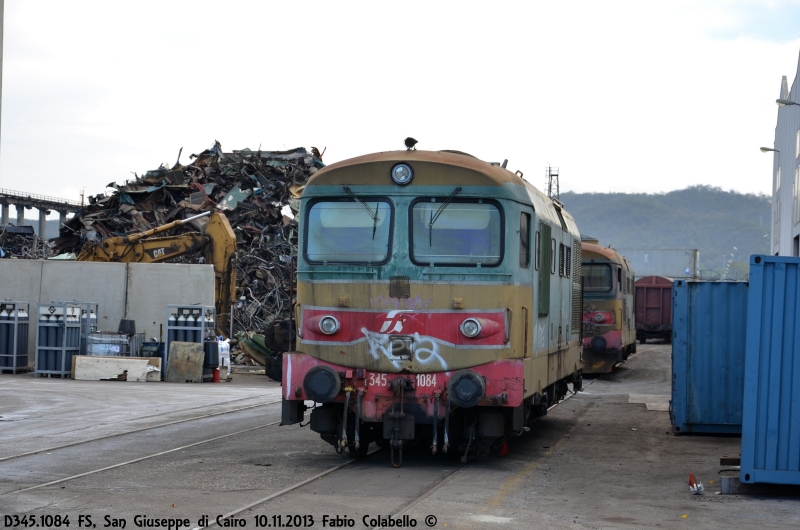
741,255,800,485
671,280,747,434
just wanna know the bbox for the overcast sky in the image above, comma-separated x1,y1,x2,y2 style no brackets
1,0,800,209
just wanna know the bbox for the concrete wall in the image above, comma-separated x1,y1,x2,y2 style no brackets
0,260,215,365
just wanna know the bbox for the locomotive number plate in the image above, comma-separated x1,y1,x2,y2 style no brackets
368,373,388,387
367,373,438,388
415,374,437,388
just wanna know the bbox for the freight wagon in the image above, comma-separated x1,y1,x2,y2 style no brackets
635,275,673,344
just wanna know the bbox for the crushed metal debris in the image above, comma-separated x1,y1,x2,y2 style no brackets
51,141,323,368
0,225,54,259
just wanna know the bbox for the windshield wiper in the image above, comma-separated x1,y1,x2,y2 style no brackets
344,186,380,239
428,186,462,246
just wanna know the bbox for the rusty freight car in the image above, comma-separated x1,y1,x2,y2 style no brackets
635,275,673,344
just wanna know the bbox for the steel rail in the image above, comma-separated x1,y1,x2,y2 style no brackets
370,463,466,530
0,358,612,513
196,376,599,530
368,375,597,529
194,448,383,530
380,348,656,526
0,421,280,498
0,398,282,463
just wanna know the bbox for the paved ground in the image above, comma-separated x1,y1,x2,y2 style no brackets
1,345,798,529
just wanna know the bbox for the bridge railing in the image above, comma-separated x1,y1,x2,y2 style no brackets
0,188,82,208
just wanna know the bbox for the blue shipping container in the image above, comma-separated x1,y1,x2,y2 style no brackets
741,255,800,485
671,280,748,434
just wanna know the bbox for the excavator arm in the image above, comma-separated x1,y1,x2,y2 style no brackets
77,211,237,335
76,232,210,262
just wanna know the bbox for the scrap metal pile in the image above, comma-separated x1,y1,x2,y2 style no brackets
0,225,53,259
55,141,322,365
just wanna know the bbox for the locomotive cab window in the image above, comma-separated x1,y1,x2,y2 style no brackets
582,264,612,292
410,199,503,266
304,199,393,264
520,212,531,268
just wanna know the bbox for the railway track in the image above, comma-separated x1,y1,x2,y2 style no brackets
0,398,282,463
0,422,279,498
197,377,596,529
2,375,600,526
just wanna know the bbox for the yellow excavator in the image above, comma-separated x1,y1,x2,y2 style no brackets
77,211,237,334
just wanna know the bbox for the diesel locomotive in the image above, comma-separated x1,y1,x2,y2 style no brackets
580,239,636,373
280,147,584,465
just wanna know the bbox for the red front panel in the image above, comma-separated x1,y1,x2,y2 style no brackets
283,353,524,422
583,330,623,350
300,307,507,348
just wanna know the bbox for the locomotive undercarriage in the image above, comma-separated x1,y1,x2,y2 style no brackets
306,373,583,466
582,342,636,374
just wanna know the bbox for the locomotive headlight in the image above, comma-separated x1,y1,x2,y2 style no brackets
319,315,340,335
391,163,413,185
460,318,482,338
594,313,604,323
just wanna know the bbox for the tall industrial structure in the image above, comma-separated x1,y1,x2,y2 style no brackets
769,50,800,257
545,165,559,201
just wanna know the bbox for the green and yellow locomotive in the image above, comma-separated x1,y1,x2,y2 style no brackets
580,239,636,373
281,147,583,465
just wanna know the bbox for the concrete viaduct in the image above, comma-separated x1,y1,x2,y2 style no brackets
0,188,82,238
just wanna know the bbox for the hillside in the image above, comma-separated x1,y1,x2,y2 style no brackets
560,185,771,275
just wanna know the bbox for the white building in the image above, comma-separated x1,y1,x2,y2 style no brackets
770,51,800,256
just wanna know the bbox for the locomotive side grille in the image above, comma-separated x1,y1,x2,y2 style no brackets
571,239,582,334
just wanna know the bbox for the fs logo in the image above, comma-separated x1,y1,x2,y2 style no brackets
378,310,412,334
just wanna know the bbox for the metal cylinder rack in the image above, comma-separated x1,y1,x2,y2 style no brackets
0,301,30,374
164,305,216,376
35,301,98,378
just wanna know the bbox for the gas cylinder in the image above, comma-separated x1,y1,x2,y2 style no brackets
0,308,8,367
192,311,203,343
38,313,49,372
54,315,64,371
185,312,197,343
204,311,215,342
18,308,29,367
177,313,187,342
168,313,177,345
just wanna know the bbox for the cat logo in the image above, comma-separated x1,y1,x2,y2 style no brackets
149,248,167,259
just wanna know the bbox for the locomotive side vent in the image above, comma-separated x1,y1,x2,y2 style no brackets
389,276,411,298
572,239,582,334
